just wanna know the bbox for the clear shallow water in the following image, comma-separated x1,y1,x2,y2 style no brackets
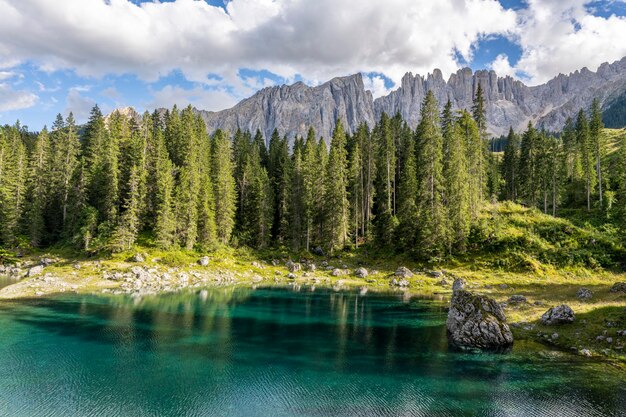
0,287,624,417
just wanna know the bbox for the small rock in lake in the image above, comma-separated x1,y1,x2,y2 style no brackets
446,283,513,349
541,305,575,325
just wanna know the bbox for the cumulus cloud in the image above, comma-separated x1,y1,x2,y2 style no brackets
511,0,626,84
0,83,38,111
489,53,517,78
0,0,516,90
363,74,393,98
148,85,239,112
64,88,95,122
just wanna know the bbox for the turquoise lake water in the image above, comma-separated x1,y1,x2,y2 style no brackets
0,287,624,416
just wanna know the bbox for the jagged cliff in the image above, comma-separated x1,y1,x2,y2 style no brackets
196,74,375,141
131,57,626,140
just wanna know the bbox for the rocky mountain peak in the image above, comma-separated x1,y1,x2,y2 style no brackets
108,56,626,142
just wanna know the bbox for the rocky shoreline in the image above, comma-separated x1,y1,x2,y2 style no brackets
1,254,625,364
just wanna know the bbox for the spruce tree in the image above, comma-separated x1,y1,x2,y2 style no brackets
444,118,470,253
576,109,595,211
589,99,605,208
373,113,397,246
458,111,483,220
27,128,51,247
324,120,349,252
518,122,539,207
211,129,236,245
502,127,520,201
415,91,447,256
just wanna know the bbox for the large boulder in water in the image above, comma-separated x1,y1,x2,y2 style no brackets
447,279,513,350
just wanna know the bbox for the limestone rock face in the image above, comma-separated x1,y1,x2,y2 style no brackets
447,282,513,349
119,57,626,144
197,74,375,143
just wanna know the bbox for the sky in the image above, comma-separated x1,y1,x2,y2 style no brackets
1,0,626,130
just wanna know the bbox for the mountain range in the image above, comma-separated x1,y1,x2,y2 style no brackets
126,57,626,141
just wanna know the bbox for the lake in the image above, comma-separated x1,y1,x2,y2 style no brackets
0,287,624,416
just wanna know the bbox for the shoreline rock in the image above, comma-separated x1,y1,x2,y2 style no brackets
446,279,513,350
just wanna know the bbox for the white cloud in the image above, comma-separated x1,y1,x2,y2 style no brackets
148,85,239,112
0,0,516,92
489,53,517,78
65,88,95,122
0,82,38,111
363,74,392,98
511,0,626,84
0,70,16,80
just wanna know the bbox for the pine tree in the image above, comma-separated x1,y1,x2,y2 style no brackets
27,128,51,247
211,129,236,245
444,118,470,253
196,117,217,250
154,157,176,249
472,82,488,201
458,111,483,220
518,122,539,207
0,124,28,246
301,128,319,251
589,99,605,208
84,105,118,224
348,135,364,247
395,130,418,251
240,144,273,248
324,119,349,252
415,91,447,256
576,109,595,211
373,113,397,246
502,127,520,201
111,165,141,251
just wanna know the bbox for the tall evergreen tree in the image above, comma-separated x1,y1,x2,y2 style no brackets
589,98,605,208
502,127,520,201
576,109,595,211
444,117,470,253
324,120,349,252
415,91,447,256
27,128,51,247
211,129,236,245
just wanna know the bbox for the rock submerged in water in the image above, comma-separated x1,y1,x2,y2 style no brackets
541,305,575,325
446,279,513,350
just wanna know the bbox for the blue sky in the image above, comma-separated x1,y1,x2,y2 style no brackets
1,0,626,130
